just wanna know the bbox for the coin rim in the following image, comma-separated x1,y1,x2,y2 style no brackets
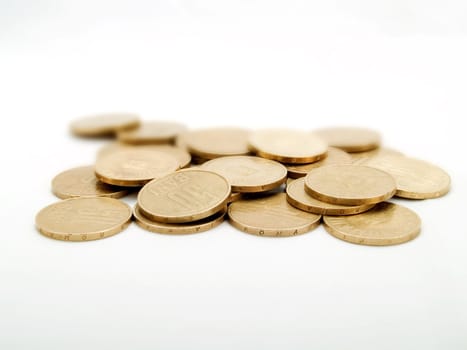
71,113,140,137
117,121,187,145
313,127,381,153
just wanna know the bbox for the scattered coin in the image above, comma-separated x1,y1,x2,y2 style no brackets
313,127,381,152
228,192,243,203
52,165,128,199
228,193,321,237
304,165,396,205
323,202,421,246
201,156,287,193
248,128,328,164
70,113,140,137
350,147,404,165
286,178,375,215
117,121,187,144
138,169,231,223
35,197,132,241
362,155,451,199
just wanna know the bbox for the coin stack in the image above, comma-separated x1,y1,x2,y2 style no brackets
35,113,451,245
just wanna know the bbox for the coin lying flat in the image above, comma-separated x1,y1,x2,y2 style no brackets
323,202,421,246
286,178,375,215
201,156,287,193
350,147,404,165
52,166,128,199
286,147,352,178
362,155,451,199
70,113,140,137
35,197,132,241
95,149,179,187
228,193,321,237
248,129,328,164
304,165,396,205
117,121,187,144
138,169,231,223
313,127,381,153
183,127,250,159
134,205,226,234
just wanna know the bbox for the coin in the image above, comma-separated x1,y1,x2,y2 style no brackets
35,197,132,241
248,128,328,164
201,156,287,193
228,193,321,237
286,178,375,215
133,205,226,234
70,113,140,137
52,165,128,199
117,121,187,144
313,127,381,152
286,147,352,178
304,165,396,205
183,127,250,159
95,149,179,187
138,169,231,223
228,192,243,203
350,147,404,165
323,202,421,245
362,155,451,199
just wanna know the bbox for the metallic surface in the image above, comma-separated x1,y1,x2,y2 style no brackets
117,121,187,144
70,113,140,137
313,127,381,152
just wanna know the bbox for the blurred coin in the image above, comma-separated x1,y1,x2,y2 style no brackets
70,113,140,137
313,127,381,152
117,121,187,144
350,147,404,165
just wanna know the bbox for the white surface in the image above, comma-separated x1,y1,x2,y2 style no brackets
1,1,467,349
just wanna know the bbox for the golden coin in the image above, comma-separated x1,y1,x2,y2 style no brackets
228,192,243,203
183,127,250,159
52,166,128,199
70,113,140,137
95,149,179,187
350,147,404,165
117,121,187,144
134,205,226,234
286,147,352,178
35,197,132,241
248,128,328,164
304,165,396,205
228,193,321,237
138,169,231,223
313,127,381,152
323,202,421,246
362,155,451,199
286,178,375,215
201,156,287,193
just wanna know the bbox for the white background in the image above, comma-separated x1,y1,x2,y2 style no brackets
1,1,466,349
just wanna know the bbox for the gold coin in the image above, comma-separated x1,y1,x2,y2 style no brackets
362,155,451,199
323,202,421,246
286,178,375,215
35,197,132,241
228,193,321,237
286,147,352,178
228,192,243,203
304,165,396,205
70,113,140,137
95,149,179,187
183,127,250,159
248,128,328,164
52,166,128,199
133,205,226,234
350,147,404,165
313,127,381,152
138,169,231,223
201,156,287,193
117,121,187,144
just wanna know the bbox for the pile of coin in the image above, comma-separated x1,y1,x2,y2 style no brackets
35,113,451,245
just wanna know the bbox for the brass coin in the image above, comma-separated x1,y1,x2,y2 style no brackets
228,192,243,203
35,197,132,242
70,113,140,137
304,165,396,205
350,147,404,165
248,128,328,164
201,156,287,193
286,147,352,178
286,178,375,215
323,202,421,246
313,127,381,152
117,121,187,144
52,166,128,199
95,149,179,187
183,127,250,159
138,169,231,223
133,205,226,234
362,155,451,199
228,193,321,237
